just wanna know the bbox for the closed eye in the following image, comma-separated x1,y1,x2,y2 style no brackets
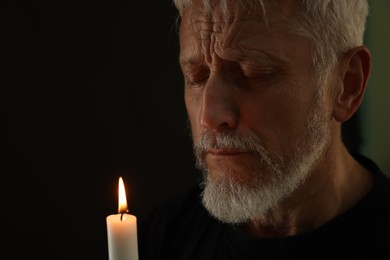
241,62,280,78
183,65,210,87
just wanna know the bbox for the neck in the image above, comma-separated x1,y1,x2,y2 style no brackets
244,139,373,237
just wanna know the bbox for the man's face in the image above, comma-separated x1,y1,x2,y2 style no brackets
179,0,332,223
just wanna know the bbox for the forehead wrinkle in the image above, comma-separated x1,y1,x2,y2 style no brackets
193,17,259,65
183,4,252,60
181,2,291,66
186,18,229,65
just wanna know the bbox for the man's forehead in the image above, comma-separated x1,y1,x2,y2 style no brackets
181,0,299,26
182,0,260,23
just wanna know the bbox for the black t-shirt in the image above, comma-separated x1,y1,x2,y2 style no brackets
138,154,390,259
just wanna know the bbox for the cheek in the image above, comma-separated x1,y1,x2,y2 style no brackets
185,91,202,134
241,93,302,132
241,94,311,154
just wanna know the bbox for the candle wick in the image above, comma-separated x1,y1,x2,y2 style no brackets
120,209,129,221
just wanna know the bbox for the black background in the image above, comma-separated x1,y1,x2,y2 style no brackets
1,0,199,259
0,0,362,259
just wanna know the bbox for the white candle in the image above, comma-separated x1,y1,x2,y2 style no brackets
106,177,138,260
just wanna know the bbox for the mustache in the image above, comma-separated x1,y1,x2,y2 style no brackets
193,130,271,159
192,130,285,175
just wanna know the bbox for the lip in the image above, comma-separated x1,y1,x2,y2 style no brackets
207,149,247,156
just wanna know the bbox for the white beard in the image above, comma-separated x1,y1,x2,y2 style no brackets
193,93,331,224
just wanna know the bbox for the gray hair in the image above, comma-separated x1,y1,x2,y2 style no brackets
172,0,369,76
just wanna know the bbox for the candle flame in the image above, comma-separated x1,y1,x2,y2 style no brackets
118,177,128,214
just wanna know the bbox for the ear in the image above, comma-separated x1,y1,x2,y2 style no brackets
332,46,371,122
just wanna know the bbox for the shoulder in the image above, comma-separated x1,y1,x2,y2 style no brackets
352,153,390,242
353,153,390,197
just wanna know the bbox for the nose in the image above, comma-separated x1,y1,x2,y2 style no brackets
200,73,239,132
